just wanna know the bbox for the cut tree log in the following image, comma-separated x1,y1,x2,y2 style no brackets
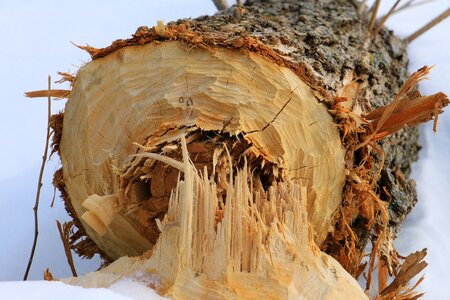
32,0,449,298
60,39,346,259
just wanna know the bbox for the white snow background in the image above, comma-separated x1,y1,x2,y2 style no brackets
0,0,448,299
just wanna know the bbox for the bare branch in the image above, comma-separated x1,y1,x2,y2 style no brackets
212,0,229,11
406,8,450,43
23,76,52,280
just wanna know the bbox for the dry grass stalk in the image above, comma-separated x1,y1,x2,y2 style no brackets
406,8,450,43
56,221,78,277
23,76,52,281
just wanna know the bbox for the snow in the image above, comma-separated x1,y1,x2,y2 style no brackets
0,280,166,300
0,0,449,299
109,276,168,300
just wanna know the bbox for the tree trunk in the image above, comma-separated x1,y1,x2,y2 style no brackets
45,0,448,299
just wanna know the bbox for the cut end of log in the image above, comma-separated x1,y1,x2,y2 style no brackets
59,41,345,260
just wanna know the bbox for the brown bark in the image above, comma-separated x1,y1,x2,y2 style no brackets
41,0,449,298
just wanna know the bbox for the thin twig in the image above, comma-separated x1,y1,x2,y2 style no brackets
373,0,402,35
406,8,450,43
368,0,382,32
50,185,57,208
23,76,52,280
56,221,78,277
212,0,229,11
393,0,437,15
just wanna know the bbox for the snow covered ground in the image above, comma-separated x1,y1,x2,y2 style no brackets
0,0,448,298
0,279,166,300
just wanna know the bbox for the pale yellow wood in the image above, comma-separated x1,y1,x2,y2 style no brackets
60,41,345,259
81,194,121,235
63,137,366,299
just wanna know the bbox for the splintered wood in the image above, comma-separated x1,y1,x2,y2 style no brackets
364,66,449,141
323,65,448,298
59,41,345,259
64,136,367,299
25,89,70,99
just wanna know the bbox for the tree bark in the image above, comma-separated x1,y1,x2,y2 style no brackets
47,0,448,298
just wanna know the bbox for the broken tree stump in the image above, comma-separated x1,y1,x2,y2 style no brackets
32,0,448,298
